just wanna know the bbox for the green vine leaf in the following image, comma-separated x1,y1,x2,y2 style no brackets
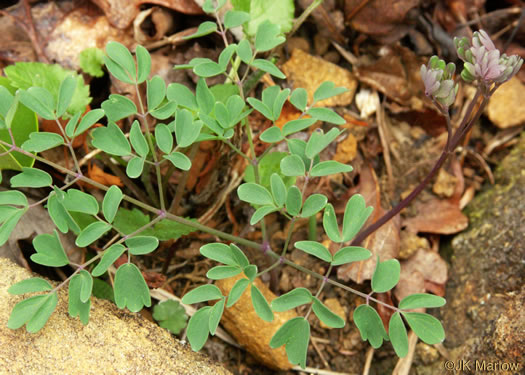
153,300,188,335
114,263,151,312
31,230,69,267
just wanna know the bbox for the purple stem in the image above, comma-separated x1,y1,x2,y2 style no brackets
351,90,488,246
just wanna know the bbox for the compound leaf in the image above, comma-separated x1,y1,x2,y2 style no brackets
402,312,445,345
75,221,111,247
125,236,159,255
102,185,123,224
294,241,332,263
186,306,212,351
399,293,446,310
7,292,58,333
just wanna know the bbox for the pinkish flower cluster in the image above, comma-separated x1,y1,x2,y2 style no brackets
455,30,523,85
420,56,458,107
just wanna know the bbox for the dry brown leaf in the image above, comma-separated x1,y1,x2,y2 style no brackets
403,249,448,285
92,0,202,29
486,77,525,129
403,198,468,234
338,210,401,283
87,163,123,187
394,249,448,304
215,274,295,370
275,101,303,129
134,7,174,44
282,48,357,107
0,10,36,62
355,45,428,110
297,0,345,43
45,7,134,70
345,0,420,43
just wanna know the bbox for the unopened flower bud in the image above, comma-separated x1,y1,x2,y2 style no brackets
420,56,457,108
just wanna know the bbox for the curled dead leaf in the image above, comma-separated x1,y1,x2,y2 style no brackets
92,0,203,30
87,163,123,187
394,249,448,305
45,7,134,70
345,0,420,43
403,198,468,235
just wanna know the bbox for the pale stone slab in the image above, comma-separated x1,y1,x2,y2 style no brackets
0,258,231,375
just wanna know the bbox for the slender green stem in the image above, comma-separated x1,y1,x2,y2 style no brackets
242,117,268,241
224,139,251,161
307,215,317,241
304,264,332,320
54,118,81,173
289,0,324,37
141,163,159,206
257,218,296,277
135,84,166,211
281,218,296,259
50,214,164,295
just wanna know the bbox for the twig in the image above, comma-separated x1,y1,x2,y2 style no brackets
361,347,374,375
392,331,418,375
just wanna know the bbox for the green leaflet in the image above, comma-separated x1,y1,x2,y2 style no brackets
114,263,151,312
7,292,58,333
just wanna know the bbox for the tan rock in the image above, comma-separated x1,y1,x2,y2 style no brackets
282,48,357,107
487,77,525,128
0,258,231,375
215,275,296,370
